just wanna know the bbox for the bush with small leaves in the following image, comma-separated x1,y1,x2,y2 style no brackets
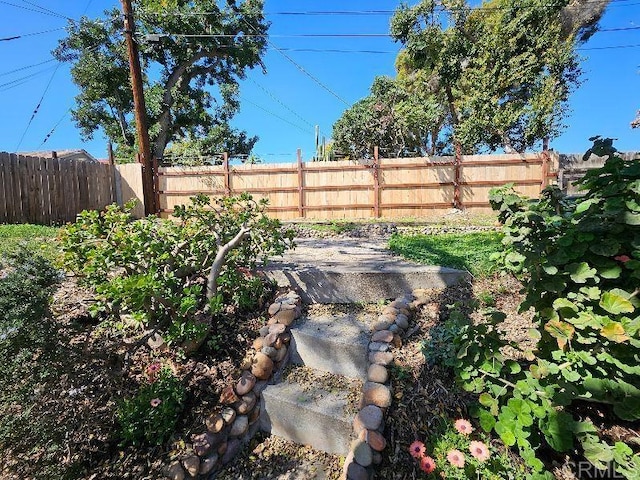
60,194,294,351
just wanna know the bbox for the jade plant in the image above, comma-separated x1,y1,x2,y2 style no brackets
60,193,294,353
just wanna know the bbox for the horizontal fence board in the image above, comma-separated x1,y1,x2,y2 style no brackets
156,152,559,220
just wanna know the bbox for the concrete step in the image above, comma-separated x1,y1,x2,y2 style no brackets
260,371,358,455
289,312,373,380
262,238,469,304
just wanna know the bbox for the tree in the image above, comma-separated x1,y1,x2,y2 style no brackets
53,0,267,161
332,75,447,158
334,0,611,157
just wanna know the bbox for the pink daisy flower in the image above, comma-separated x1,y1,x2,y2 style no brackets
150,398,162,408
420,455,436,474
454,419,474,435
409,440,426,459
615,255,631,263
146,363,161,375
469,441,491,462
447,449,465,468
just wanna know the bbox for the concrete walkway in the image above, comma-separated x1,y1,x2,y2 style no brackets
262,237,468,303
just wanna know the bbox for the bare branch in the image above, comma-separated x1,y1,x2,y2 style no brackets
206,225,251,301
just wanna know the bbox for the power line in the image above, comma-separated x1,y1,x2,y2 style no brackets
38,108,70,147
0,64,58,88
0,26,66,42
240,96,312,134
0,0,67,18
247,77,315,129
580,42,640,50
0,58,56,77
15,62,61,151
17,0,73,21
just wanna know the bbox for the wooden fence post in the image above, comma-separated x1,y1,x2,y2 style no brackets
540,151,549,192
223,152,231,195
152,157,160,214
373,146,380,218
297,148,305,218
454,142,462,209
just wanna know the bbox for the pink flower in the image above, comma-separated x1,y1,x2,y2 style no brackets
446,449,465,468
469,441,491,462
420,455,436,473
454,419,474,435
146,363,161,375
150,398,161,408
615,255,631,263
409,440,426,459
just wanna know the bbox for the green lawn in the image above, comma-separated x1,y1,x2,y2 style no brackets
0,224,61,261
389,231,503,277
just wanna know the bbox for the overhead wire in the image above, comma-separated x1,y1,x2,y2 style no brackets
15,62,61,151
17,0,73,21
246,77,316,129
0,26,66,42
0,58,56,77
240,96,313,134
38,108,70,147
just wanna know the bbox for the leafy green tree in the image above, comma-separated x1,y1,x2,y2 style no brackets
332,75,447,158
53,0,267,161
334,0,610,157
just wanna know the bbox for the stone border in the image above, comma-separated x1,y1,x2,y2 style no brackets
342,291,431,480
164,291,302,480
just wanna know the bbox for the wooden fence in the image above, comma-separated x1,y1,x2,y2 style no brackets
0,152,116,225
156,151,559,220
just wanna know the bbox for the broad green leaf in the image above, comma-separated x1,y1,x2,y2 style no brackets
479,393,495,408
507,360,522,374
589,240,621,257
579,286,601,300
569,311,602,330
540,411,575,452
498,428,516,447
600,322,630,343
478,408,496,432
576,198,598,214
613,396,640,421
544,320,575,349
581,435,614,470
567,262,597,283
599,265,622,279
553,298,579,315
623,212,640,225
600,292,635,314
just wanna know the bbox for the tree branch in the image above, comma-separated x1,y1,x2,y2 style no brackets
206,225,251,301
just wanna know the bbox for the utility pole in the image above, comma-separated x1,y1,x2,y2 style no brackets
121,0,156,215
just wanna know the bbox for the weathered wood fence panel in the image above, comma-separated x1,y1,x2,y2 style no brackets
156,152,559,220
0,152,116,225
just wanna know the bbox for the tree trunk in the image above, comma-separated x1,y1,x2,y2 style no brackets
560,0,611,40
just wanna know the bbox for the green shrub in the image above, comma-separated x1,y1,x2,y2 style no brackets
59,194,293,349
450,138,640,478
0,249,62,472
116,365,186,446
0,248,61,354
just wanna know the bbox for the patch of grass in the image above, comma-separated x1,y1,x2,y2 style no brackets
304,221,357,235
0,224,61,261
389,231,503,278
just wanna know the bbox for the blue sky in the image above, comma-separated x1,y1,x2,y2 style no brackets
0,0,638,162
